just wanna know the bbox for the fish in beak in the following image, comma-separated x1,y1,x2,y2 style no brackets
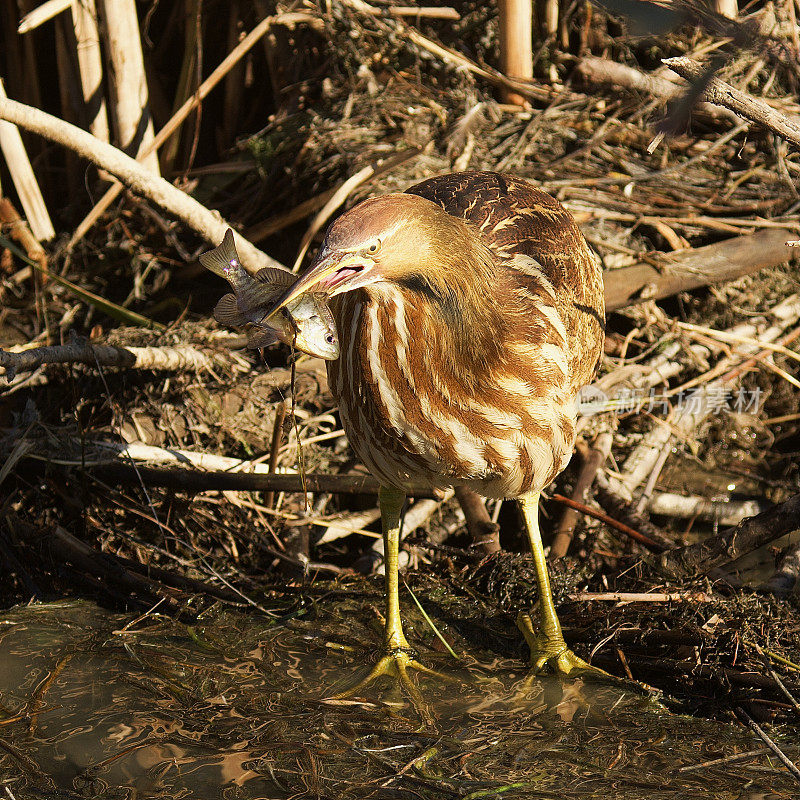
263,250,378,319
199,229,340,360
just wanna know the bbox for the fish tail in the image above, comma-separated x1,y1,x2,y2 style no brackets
199,228,239,276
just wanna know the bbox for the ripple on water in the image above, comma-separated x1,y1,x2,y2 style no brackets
0,600,795,799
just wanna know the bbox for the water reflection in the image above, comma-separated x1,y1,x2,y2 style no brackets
0,600,794,799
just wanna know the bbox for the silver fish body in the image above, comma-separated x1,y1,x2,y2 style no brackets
200,230,339,360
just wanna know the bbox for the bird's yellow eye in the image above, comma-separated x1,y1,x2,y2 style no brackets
366,240,381,255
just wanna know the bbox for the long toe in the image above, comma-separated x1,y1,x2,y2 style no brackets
530,643,606,677
325,650,457,725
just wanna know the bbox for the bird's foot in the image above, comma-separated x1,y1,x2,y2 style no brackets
517,611,614,680
515,613,665,703
326,648,456,725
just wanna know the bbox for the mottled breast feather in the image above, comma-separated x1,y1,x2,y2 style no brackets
328,171,605,498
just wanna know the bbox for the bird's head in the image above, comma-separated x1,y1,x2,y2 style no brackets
265,194,490,313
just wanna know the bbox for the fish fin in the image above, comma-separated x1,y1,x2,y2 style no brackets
199,229,239,276
214,294,248,328
235,281,280,310
247,325,280,349
254,266,296,288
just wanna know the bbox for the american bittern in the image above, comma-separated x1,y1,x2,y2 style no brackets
270,171,605,689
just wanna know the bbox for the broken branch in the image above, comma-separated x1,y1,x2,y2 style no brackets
0,95,280,271
655,493,800,579
0,339,244,380
604,228,797,312
663,56,800,149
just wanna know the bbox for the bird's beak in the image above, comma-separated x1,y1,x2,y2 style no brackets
265,251,376,316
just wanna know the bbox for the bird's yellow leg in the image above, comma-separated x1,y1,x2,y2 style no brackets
381,486,412,652
517,490,609,677
328,487,452,720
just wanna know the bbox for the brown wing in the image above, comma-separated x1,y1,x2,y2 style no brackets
406,171,605,388
405,171,585,287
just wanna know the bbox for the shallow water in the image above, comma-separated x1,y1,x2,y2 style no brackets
0,600,795,799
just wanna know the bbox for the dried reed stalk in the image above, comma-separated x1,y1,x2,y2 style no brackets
0,95,281,271
16,0,71,32
67,12,317,252
99,0,160,173
498,0,533,105
714,0,738,19
607,293,800,504
0,81,54,241
71,0,109,142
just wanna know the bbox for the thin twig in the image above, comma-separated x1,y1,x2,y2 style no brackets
755,644,800,714
29,444,439,497
342,0,459,20
678,746,800,773
292,148,423,271
264,399,288,508
569,591,710,602
550,493,666,552
676,321,800,363
735,706,800,783
550,432,612,558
